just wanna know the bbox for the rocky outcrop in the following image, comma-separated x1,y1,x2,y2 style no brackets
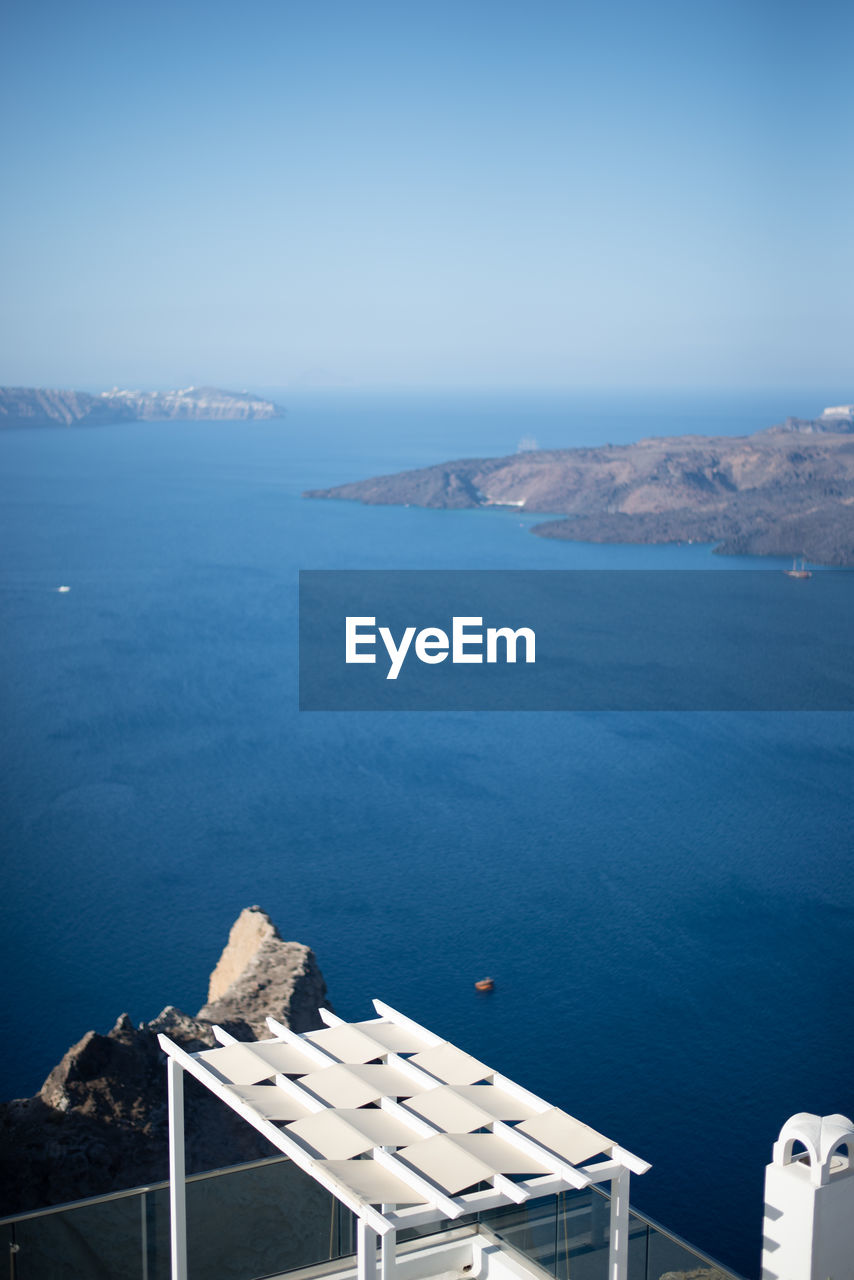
305,417,854,566
199,906,331,1037
0,909,331,1215
0,385,285,427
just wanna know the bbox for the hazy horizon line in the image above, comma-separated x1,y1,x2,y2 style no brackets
1,380,850,401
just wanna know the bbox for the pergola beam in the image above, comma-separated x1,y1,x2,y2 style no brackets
379,1096,437,1140
611,1144,651,1176
265,1015,339,1066
490,1071,551,1115
273,1070,326,1113
491,1172,529,1205
373,1146,463,1221
370,1000,444,1047
212,1024,239,1046
319,1008,347,1028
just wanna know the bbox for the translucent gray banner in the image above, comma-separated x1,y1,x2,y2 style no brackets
299,570,854,711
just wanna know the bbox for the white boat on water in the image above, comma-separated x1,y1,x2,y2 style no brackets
784,558,811,579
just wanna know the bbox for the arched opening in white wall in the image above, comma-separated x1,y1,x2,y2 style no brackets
762,1113,854,1280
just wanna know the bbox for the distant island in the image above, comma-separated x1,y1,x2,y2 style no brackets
305,404,854,566
0,385,285,427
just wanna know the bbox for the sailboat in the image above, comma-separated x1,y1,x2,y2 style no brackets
784,557,812,579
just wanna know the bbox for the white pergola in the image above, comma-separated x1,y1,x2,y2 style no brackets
159,1001,649,1280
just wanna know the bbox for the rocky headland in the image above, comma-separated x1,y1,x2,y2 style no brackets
0,385,285,428
304,404,854,566
0,908,331,1215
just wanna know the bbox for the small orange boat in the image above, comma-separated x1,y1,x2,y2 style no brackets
475,977,495,992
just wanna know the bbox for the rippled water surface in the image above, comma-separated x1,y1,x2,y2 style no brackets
1,390,851,1276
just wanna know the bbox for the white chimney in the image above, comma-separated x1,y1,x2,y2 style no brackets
761,1112,854,1280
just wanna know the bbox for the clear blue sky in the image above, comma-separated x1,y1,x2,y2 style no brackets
1,0,851,391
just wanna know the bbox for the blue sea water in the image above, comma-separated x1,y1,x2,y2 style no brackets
0,390,852,1276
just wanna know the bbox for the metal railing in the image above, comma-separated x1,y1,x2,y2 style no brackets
2,1157,746,1280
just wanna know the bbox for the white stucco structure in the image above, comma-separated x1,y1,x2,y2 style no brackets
761,1112,854,1280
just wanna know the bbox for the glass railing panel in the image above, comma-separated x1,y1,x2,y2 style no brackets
2,1163,744,1280
483,1195,559,1274
2,1158,354,1280
553,1189,607,1280
184,1158,339,1280
396,1212,477,1246
642,1218,734,1280
5,1192,151,1280
484,1191,659,1280
553,1189,646,1280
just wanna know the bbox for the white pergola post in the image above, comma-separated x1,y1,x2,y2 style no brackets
608,1168,629,1280
167,1058,188,1280
380,1234,396,1280
357,1217,378,1280
380,1202,396,1280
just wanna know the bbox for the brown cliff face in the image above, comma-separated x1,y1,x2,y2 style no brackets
0,909,332,1215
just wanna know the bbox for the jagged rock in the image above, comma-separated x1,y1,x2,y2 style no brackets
0,909,332,1215
198,905,331,1036
206,905,281,1003
143,1004,221,1050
